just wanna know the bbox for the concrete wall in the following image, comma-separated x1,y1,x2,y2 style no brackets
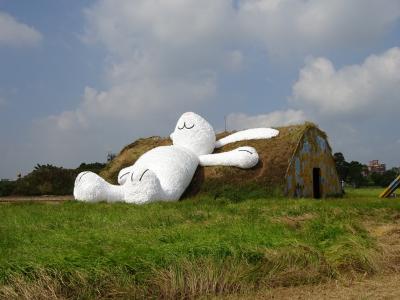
286,128,341,198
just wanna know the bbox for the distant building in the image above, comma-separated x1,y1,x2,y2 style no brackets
361,165,369,177
368,160,386,174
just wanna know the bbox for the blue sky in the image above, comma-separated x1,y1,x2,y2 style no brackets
0,0,399,179
0,1,103,129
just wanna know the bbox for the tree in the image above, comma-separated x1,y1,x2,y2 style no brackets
381,170,398,187
76,162,106,174
391,167,400,175
347,161,366,188
0,179,16,196
13,164,76,195
333,152,349,181
370,172,383,186
10,162,107,196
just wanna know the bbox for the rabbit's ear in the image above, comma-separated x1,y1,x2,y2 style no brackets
215,128,279,148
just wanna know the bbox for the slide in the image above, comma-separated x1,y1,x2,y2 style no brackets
380,175,400,198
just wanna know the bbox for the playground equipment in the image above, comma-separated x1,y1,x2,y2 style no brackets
380,175,400,198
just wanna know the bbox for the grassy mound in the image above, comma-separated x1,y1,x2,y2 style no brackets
1,188,397,299
100,123,323,198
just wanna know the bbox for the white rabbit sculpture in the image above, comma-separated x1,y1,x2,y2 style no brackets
74,112,279,204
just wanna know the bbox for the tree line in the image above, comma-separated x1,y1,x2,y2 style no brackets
0,153,398,196
333,152,399,188
0,163,105,196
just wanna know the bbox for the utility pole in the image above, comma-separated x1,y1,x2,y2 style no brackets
224,115,227,132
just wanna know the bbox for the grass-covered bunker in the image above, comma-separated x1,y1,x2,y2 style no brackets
100,123,341,199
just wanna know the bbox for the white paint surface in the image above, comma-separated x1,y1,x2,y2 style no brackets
215,128,279,148
199,146,259,168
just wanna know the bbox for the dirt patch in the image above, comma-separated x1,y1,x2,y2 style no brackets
0,195,72,203
366,222,400,273
228,273,400,300
274,213,315,229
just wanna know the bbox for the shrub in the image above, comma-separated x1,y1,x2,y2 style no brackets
13,164,76,196
0,180,16,196
11,162,106,196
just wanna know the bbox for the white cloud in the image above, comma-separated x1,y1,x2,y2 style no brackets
81,0,400,58
289,47,400,165
53,0,400,131
238,0,400,56
291,47,400,118
41,0,233,150
227,109,307,130
83,0,237,58
0,11,42,47
44,73,217,132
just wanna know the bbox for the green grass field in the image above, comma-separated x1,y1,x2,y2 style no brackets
1,187,399,299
